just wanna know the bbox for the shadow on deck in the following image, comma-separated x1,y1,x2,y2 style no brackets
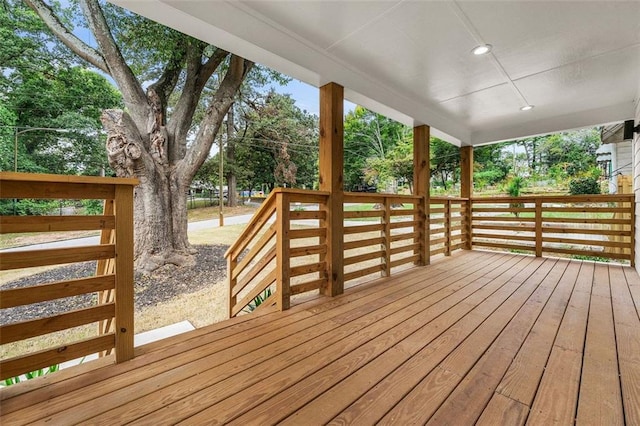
1,250,639,425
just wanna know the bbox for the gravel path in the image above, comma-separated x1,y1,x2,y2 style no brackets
1,245,229,326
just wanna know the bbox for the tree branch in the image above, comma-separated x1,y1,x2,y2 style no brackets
178,55,254,185
167,47,229,146
24,0,108,73
147,41,189,112
79,0,150,130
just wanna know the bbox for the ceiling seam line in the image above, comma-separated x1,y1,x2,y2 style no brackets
325,0,407,51
438,82,510,104
449,0,530,107
510,42,640,83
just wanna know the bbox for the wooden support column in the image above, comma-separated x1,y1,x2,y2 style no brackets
460,145,473,250
413,125,430,265
319,82,344,297
276,192,291,310
114,185,134,363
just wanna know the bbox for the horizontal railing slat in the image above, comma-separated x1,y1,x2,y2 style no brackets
389,254,420,268
290,262,326,277
0,303,115,345
0,334,115,381
0,215,115,234
290,210,325,220
289,228,326,239
473,241,535,252
344,250,385,266
343,223,384,234
0,275,115,309
289,244,327,257
0,244,115,271
344,236,385,250
343,210,383,219
390,242,420,255
344,264,384,282
290,278,326,295
0,180,116,200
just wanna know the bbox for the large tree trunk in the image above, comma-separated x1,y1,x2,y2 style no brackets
103,109,193,272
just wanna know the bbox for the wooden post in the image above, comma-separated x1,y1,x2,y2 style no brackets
445,199,451,256
276,192,291,310
413,125,430,265
114,184,134,363
383,196,392,277
460,145,473,250
319,82,344,297
535,198,543,257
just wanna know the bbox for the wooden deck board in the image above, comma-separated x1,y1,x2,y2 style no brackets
79,252,506,425
576,263,624,425
1,251,638,425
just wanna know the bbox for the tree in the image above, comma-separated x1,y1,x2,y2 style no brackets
343,106,408,191
539,129,600,178
26,0,256,271
473,142,510,189
430,138,459,190
234,91,318,190
6,66,122,175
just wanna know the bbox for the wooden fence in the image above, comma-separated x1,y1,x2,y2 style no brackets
471,195,635,264
0,172,137,381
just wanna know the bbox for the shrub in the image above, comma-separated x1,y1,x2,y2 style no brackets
244,288,273,312
568,177,600,195
507,177,525,217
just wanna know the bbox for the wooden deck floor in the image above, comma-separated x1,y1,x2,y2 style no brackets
2,251,640,425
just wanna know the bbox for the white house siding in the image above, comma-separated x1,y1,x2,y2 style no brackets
617,142,632,176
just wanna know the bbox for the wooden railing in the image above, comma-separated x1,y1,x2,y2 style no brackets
471,194,635,265
227,191,635,316
0,172,137,380
225,188,330,317
429,196,469,257
343,192,423,284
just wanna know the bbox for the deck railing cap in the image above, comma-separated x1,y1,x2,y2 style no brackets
0,172,139,186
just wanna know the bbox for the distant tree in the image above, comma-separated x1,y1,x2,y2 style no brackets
344,106,409,191
430,138,459,190
539,129,600,178
229,91,318,191
474,142,510,189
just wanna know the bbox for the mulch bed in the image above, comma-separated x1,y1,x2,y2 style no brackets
1,244,229,326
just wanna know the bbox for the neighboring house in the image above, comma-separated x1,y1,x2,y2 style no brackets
598,123,633,193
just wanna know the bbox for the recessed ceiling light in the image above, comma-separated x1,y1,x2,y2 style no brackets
520,105,534,111
472,44,492,55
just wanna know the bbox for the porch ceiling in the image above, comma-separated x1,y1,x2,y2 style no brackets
109,0,640,145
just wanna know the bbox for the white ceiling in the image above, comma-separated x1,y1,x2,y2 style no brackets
110,0,640,146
